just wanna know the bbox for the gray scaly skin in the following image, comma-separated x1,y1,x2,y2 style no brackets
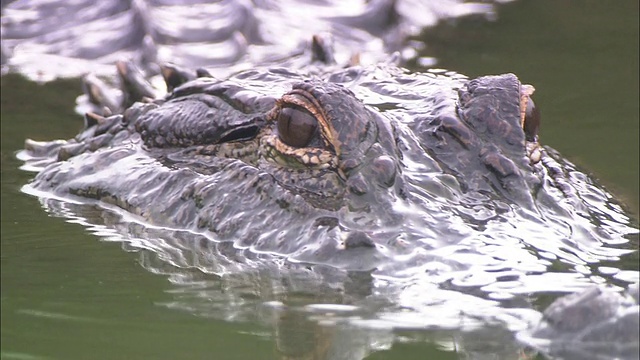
24,59,552,266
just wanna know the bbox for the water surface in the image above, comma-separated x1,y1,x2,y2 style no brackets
1,1,638,359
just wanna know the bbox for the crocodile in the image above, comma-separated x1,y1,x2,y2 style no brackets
22,57,547,265
18,41,639,358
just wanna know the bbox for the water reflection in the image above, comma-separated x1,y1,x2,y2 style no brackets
1,0,508,81
30,190,636,359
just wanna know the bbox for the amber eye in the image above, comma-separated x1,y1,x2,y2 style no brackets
277,106,318,147
524,97,541,142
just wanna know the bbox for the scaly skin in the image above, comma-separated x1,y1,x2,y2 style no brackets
22,61,586,266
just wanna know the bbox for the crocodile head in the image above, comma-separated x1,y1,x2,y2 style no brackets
23,61,628,271
134,70,543,212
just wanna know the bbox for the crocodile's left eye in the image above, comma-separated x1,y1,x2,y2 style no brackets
277,106,318,147
524,97,540,142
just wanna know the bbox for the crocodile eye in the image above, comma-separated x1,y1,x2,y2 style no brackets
524,97,540,142
277,106,318,147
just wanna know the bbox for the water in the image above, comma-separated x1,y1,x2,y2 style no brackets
1,1,638,359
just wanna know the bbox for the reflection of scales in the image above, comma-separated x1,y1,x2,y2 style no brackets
25,193,637,359
0,0,499,83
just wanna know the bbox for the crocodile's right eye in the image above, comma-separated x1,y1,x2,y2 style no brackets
524,97,540,142
277,106,318,147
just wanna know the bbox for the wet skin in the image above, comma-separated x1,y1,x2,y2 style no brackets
22,64,549,264
48,66,541,209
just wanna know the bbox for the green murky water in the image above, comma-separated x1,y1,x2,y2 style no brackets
1,1,638,359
